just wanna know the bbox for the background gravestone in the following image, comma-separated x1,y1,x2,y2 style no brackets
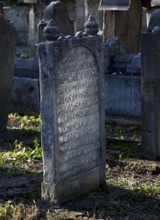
38,1,74,43
0,14,17,132
141,12,160,160
5,7,28,46
103,0,142,54
38,16,106,204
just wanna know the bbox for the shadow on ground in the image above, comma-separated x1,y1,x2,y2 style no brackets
0,166,42,204
0,128,40,150
0,161,159,219
60,184,160,220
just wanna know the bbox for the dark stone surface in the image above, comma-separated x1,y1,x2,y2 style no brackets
5,7,28,46
141,31,160,160
10,77,40,116
0,4,3,14
0,14,16,131
14,58,39,79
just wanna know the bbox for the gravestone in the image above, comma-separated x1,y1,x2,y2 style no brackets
0,14,17,131
38,16,106,204
103,0,142,53
99,0,131,10
37,1,74,43
87,0,103,34
75,0,86,32
141,12,160,160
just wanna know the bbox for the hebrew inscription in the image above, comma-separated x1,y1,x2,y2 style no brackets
56,46,100,179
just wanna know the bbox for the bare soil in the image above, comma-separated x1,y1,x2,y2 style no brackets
0,118,159,220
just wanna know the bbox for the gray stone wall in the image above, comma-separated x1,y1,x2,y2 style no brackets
11,42,142,119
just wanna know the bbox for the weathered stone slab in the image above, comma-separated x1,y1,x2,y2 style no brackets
0,14,16,131
0,4,3,14
38,17,105,204
141,31,160,160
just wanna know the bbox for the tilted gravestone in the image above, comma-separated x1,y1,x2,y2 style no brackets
0,14,16,131
37,1,74,43
141,11,160,160
38,15,106,204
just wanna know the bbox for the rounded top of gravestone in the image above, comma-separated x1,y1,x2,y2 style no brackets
147,9,160,32
84,15,99,36
43,19,60,41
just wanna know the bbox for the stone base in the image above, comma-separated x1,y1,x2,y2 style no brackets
41,166,105,204
41,182,58,205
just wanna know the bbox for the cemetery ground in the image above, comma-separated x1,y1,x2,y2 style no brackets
0,114,159,220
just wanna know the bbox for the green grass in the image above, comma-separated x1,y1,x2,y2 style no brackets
0,138,42,174
8,113,41,131
132,184,160,197
0,138,41,162
0,114,42,174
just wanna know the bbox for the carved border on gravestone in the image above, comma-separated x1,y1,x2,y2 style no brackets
38,16,106,204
